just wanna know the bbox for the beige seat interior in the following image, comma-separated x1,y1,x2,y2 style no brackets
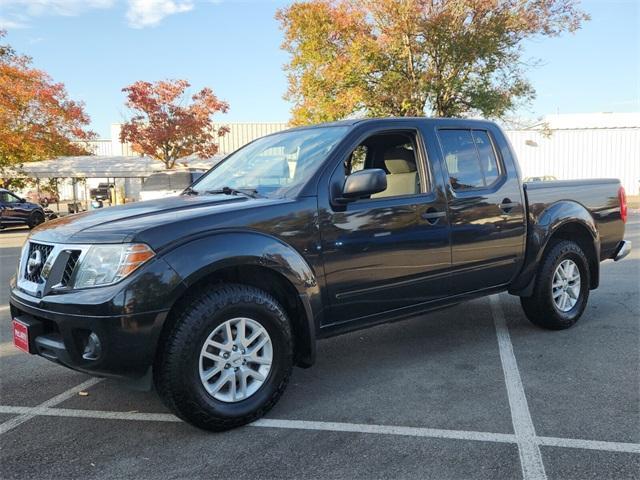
371,148,419,198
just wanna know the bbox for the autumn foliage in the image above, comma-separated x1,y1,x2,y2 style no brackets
0,30,95,185
277,0,589,125
120,80,229,169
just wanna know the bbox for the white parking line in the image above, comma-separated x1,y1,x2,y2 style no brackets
491,295,547,480
0,305,9,313
537,435,640,454
252,418,517,443
0,377,102,435
0,405,638,454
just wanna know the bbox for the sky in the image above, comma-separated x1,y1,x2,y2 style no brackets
2,0,639,138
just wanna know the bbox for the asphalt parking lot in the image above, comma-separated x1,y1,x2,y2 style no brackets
0,216,638,480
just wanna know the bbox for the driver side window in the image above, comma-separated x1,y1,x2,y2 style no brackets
344,132,422,199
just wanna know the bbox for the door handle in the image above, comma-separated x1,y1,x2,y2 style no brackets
499,198,518,213
421,210,446,225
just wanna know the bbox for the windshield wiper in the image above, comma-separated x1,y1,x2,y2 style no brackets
204,186,262,199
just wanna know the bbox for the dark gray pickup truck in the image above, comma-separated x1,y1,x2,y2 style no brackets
10,118,630,430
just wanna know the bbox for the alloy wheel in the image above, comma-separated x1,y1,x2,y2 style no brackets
199,317,273,402
552,259,581,312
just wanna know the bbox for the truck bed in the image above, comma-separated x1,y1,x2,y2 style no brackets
523,179,625,260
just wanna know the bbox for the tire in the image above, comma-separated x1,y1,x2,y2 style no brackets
154,284,293,431
27,211,45,229
520,240,590,330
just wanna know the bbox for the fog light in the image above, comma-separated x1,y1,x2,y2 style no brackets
82,332,102,361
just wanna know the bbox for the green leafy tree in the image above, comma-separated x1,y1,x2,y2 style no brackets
277,0,589,125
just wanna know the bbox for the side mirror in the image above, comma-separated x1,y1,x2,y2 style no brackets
341,169,387,201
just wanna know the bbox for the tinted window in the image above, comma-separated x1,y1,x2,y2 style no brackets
472,130,500,185
439,130,484,190
0,192,21,203
439,129,501,191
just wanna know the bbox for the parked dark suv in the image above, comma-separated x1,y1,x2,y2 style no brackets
0,189,46,229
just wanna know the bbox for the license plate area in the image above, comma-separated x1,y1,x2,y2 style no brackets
12,315,44,354
13,319,31,353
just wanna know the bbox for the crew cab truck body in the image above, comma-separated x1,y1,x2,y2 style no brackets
9,118,630,430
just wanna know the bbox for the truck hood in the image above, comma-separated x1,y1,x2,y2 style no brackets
29,194,283,246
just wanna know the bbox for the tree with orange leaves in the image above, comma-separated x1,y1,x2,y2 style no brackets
277,0,589,125
0,30,95,188
120,80,229,170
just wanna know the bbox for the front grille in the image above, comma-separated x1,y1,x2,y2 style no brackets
23,242,54,283
61,251,81,286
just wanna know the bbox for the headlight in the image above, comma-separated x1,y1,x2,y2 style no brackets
73,243,155,289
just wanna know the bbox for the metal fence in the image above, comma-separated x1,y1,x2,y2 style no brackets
213,123,289,154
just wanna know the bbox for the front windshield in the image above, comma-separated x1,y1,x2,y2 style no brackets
191,126,349,198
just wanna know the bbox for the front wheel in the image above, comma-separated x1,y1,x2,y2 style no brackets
520,240,590,330
154,284,293,431
27,211,45,229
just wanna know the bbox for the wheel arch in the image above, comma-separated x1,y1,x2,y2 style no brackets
159,231,321,368
509,200,600,296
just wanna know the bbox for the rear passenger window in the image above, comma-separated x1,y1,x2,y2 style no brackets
472,130,500,185
438,129,501,191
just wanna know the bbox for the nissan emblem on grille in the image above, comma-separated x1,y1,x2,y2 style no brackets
23,242,54,283
26,250,43,276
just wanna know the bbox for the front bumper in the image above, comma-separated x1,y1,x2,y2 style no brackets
10,292,169,379
9,246,185,379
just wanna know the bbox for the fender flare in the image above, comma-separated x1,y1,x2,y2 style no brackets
509,201,600,296
161,230,321,367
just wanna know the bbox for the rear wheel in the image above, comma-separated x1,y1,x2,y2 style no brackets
27,211,45,229
154,284,293,430
520,240,590,330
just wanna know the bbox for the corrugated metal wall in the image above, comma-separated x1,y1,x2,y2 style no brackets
505,128,640,194
85,140,113,156
213,123,289,154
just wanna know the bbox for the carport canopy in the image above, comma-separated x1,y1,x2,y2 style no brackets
16,155,222,179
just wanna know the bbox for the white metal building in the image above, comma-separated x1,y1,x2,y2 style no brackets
29,114,639,205
505,113,639,194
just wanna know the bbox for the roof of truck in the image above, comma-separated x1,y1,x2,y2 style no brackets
281,116,496,132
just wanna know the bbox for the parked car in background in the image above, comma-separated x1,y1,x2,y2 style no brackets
0,189,46,229
25,190,60,207
524,175,558,182
139,170,205,201
89,183,114,202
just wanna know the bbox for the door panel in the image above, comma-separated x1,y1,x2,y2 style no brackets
318,125,451,326
320,194,450,324
437,127,526,293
